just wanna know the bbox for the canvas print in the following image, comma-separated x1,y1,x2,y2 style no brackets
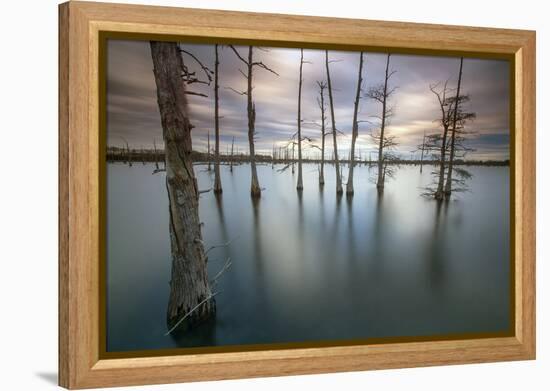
105,39,511,353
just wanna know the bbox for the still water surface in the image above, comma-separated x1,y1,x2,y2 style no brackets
106,163,510,352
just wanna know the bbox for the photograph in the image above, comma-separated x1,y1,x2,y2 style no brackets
105,39,511,353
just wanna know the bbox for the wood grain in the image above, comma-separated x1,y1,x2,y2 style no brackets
58,1,536,388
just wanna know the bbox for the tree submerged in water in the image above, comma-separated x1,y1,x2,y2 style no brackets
422,57,476,199
150,41,216,331
228,45,279,197
365,53,398,191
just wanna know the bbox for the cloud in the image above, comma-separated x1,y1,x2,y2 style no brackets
107,40,510,160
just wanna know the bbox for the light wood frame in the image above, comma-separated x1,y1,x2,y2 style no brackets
59,1,536,388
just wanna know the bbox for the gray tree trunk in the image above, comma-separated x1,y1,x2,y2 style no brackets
444,57,464,198
325,50,343,194
207,131,211,171
435,124,449,200
230,136,234,173
376,54,391,190
346,52,364,195
213,44,223,193
150,41,215,330
296,49,304,191
419,131,426,173
246,47,261,197
319,84,326,186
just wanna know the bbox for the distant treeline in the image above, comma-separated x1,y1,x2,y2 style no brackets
106,146,509,167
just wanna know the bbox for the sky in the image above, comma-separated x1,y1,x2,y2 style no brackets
107,39,510,161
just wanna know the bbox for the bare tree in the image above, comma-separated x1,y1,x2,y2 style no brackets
316,81,328,186
325,50,343,194
207,131,211,171
424,59,476,199
346,52,365,195
120,137,132,166
150,41,215,330
228,45,279,197
291,142,296,174
365,53,397,191
213,45,223,193
445,59,463,196
428,80,454,199
296,48,307,191
444,57,476,198
230,136,235,173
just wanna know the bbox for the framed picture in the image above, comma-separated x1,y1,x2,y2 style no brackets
59,1,536,389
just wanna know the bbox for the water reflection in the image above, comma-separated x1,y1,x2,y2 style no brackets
106,163,511,352
426,200,448,288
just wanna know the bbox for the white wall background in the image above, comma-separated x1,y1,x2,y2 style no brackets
0,0,546,389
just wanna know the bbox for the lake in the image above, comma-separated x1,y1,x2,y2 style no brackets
106,162,511,352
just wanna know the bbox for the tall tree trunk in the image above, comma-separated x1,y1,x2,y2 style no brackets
376,53,391,190
207,131,211,171
292,143,295,174
346,52,364,195
325,50,343,194
319,86,326,186
444,57,464,198
296,49,304,191
230,136,234,173
150,41,215,330
213,44,223,193
435,128,449,200
246,47,261,197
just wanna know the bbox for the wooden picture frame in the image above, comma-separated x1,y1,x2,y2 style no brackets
59,1,536,388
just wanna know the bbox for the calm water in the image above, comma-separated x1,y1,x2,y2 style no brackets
106,162,510,352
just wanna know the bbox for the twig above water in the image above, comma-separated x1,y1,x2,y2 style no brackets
164,291,221,336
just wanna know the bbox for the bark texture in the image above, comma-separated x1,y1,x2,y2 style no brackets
317,81,327,186
444,57,464,198
325,50,343,194
246,47,261,197
346,52,364,195
150,41,215,330
213,44,223,193
376,54,391,190
296,49,304,191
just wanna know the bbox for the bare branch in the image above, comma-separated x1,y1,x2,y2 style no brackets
179,50,212,85
225,86,247,96
205,237,238,255
228,45,249,65
252,61,279,76
185,90,208,98
164,291,221,335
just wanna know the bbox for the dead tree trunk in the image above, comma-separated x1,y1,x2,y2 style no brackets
153,139,160,170
292,142,295,174
444,57,464,198
317,81,327,186
230,136,234,173
246,50,261,197
325,50,343,194
376,54,391,190
229,46,278,197
207,131,211,171
431,81,452,200
346,52,364,195
150,41,215,330
213,44,222,193
296,48,305,191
